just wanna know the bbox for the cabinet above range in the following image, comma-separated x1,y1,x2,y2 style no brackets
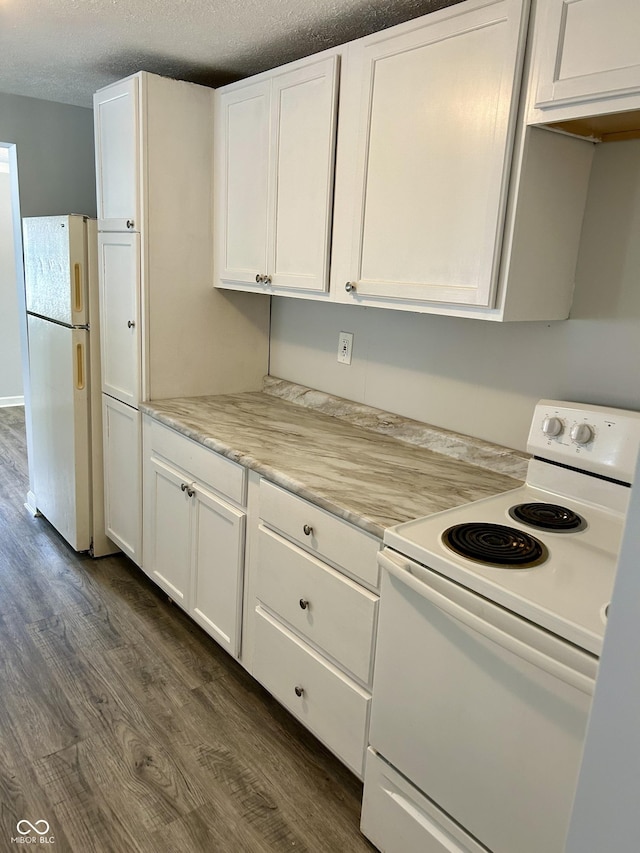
213,0,595,321
527,0,640,137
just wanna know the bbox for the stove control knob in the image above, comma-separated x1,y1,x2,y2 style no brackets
571,423,594,445
542,416,563,437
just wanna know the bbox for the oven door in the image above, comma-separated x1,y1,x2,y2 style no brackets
367,547,598,853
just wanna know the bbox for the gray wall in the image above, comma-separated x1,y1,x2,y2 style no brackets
269,139,640,451
0,167,22,403
0,91,96,217
1,91,96,494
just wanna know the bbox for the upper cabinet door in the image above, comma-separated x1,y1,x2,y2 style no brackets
215,55,339,295
533,0,640,114
268,56,339,293
217,80,271,288
335,0,528,308
94,77,140,232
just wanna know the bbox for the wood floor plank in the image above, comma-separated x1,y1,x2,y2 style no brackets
0,408,375,852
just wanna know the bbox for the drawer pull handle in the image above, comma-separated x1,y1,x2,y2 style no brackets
303,524,313,536
299,598,309,610
294,685,304,697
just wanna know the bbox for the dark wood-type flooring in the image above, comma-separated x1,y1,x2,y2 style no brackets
0,407,375,853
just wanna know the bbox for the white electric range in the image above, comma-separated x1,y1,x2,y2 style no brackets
361,400,640,853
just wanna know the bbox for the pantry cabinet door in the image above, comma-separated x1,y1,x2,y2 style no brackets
98,231,140,407
103,395,141,565
216,80,270,287
338,0,528,308
534,0,640,112
146,456,192,607
94,76,140,232
268,56,339,293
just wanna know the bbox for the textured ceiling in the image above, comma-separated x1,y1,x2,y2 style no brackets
0,0,463,108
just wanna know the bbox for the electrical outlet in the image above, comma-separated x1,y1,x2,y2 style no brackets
337,331,353,365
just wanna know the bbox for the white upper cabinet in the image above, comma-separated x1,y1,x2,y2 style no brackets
215,55,339,296
94,77,140,232
529,0,640,126
332,0,529,311
217,80,271,288
331,0,596,320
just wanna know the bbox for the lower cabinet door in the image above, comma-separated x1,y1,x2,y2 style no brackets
253,606,371,777
102,394,141,565
190,486,245,658
146,455,193,606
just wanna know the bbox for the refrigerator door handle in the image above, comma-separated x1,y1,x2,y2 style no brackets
74,263,83,313
76,343,86,390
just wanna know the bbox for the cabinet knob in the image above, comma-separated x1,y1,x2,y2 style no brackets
255,273,263,283
186,486,195,498
345,281,356,293
299,598,309,610
294,685,304,698
126,219,135,229
263,275,272,285
127,320,135,328
303,524,313,536
180,482,188,492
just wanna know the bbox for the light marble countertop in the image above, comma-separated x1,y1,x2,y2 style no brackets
140,379,527,539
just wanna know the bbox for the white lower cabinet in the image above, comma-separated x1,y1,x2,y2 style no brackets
102,394,141,565
250,479,381,778
142,417,247,658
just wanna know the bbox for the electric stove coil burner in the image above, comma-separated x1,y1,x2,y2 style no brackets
442,522,548,568
508,502,586,532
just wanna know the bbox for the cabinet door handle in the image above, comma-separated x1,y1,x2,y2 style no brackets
345,281,356,293
299,598,309,610
294,685,304,697
126,219,135,229
127,320,135,328
303,524,313,536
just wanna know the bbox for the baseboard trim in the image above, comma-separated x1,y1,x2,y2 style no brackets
25,491,39,516
0,395,24,408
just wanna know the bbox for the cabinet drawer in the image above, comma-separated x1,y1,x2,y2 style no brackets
147,417,246,505
361,748,486,853
259,480,380,589
253,607,370,778
257,526,378,684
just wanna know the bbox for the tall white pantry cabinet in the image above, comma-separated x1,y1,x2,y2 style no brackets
93,71,270,567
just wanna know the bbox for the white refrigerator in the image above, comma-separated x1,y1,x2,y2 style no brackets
23,214,117,556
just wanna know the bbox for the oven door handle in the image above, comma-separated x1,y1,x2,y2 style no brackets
379,549,596,696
